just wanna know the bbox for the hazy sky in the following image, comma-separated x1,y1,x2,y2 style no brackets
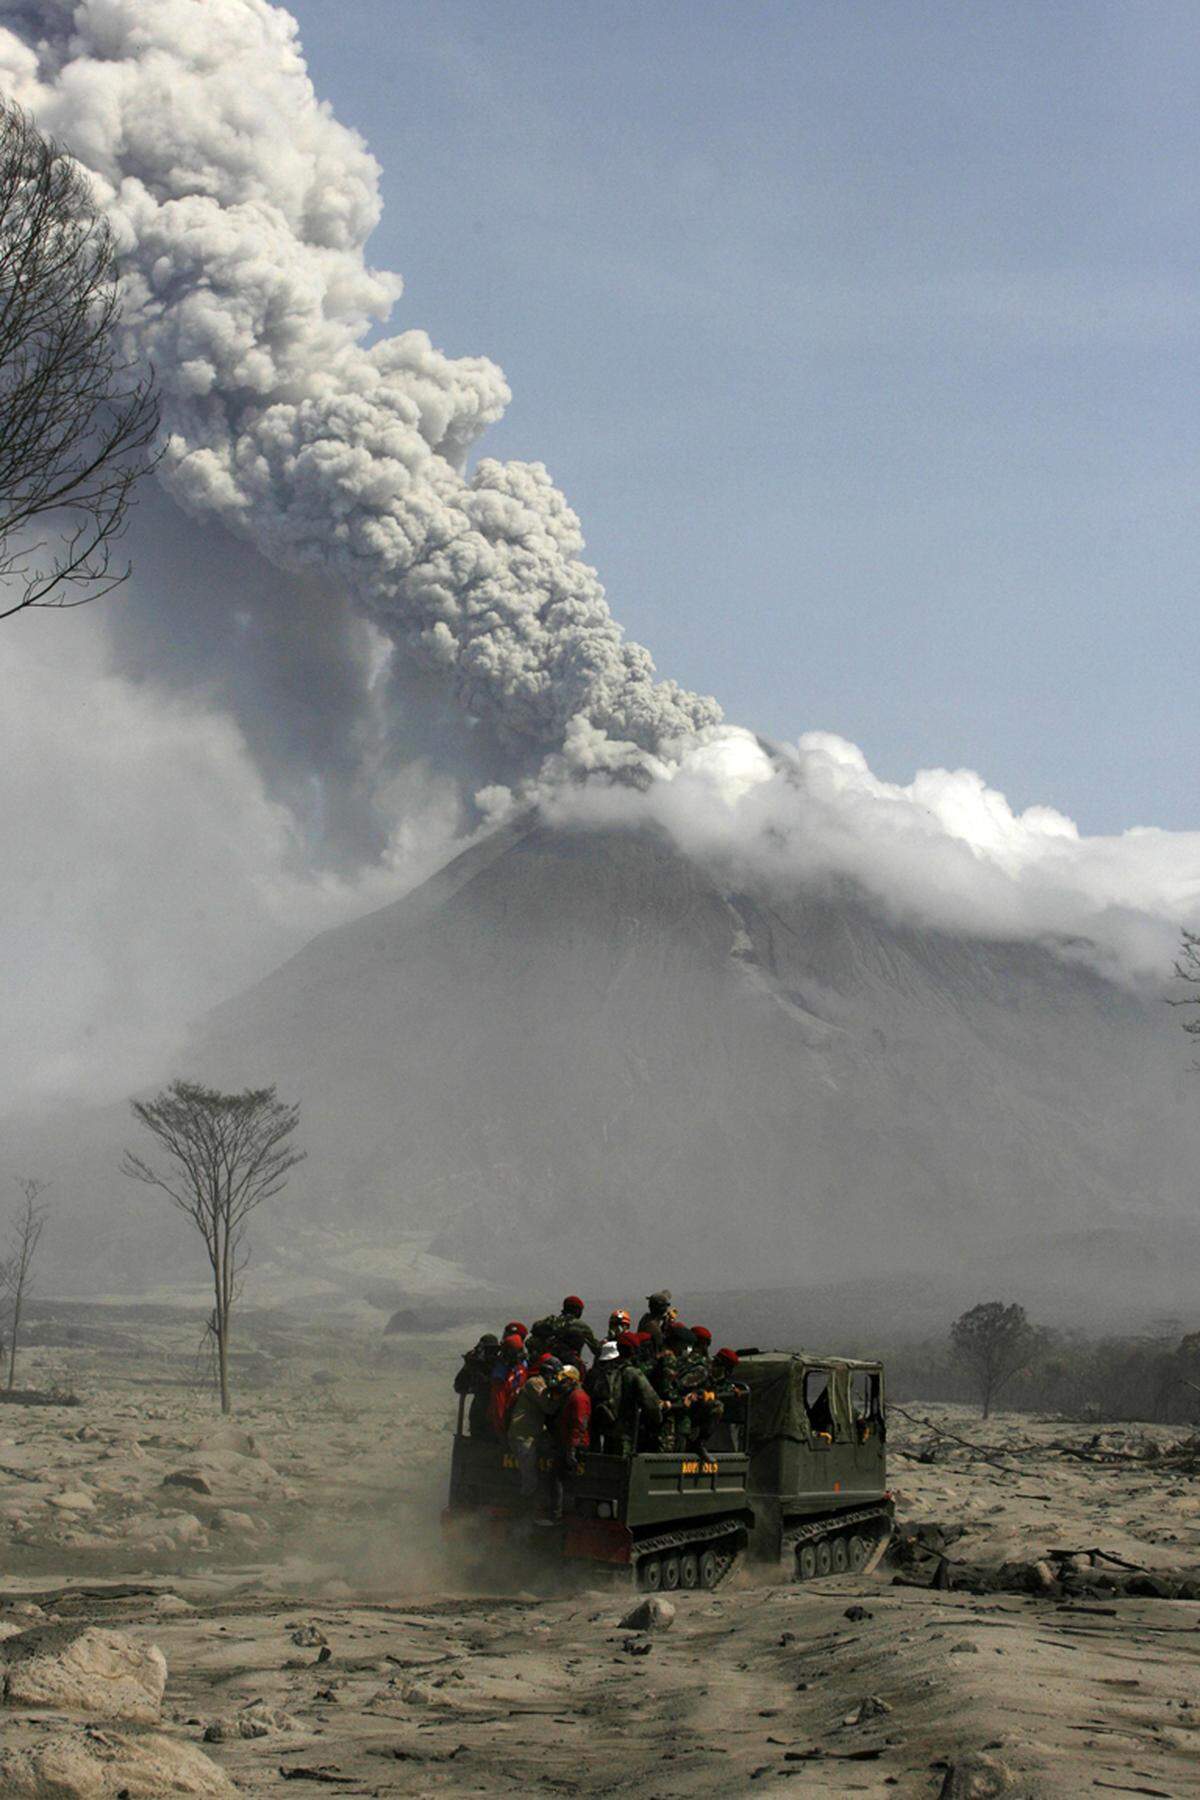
290,0,1198,834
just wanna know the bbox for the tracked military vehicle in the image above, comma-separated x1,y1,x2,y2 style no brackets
443,1349,893,1589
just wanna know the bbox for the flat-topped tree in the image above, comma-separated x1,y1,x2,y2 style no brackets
123,1081,303,1414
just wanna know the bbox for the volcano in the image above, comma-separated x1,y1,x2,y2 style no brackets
134,814,1191,1300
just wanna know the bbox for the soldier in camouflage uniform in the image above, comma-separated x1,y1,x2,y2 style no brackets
453,1333,500,1438
637,1291,677,1354
612,1330,665,1455
527,1296,601,1368
507,1355,564,1502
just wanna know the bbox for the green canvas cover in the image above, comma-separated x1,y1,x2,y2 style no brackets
738,1355,812,1446
739,1353,868,1446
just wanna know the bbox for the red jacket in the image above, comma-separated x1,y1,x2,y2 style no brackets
557,1385,591,1452
488,1362,526,1437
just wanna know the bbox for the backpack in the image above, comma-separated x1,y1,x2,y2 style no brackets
589,1363,622,1431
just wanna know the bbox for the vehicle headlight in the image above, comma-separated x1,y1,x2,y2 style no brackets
596,1501,612,1519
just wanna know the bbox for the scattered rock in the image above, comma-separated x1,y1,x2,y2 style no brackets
938,1751,1016,1797
844,1694,892,1725
622,1636,653,1656
290,1623,328,1648
204,1701,300,1741
950,1641,980,1654
153,1595,195,1618
311,1370,335,1386
1,1625,167,1723
46,1490,95,1512
844,1605,872,1622
0,1726,235,1796
619,1597,676,1632
1126,1572,1174,1599
162,1470,214,1496
210,1509,257,1534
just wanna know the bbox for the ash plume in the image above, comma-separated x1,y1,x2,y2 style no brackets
0,0,719,774
0,0,1196,1129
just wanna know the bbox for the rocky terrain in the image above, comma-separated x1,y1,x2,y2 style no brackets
2,1314,1199,1795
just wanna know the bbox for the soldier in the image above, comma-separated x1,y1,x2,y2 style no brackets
637,1291,677,1353
487,1333,528,1438
453,1332,499,1438
507,1355,563,1502
549,1366,592,1522
709,1347,743,1448
528,1296,601,1366
607,1308,632,1340
586,1340,624,1453
504,1320,529,1344
614,1330,664,1455
663,1321,704,1451
652,1337,687,1451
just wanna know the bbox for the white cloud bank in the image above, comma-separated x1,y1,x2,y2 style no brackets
532,725,1200,985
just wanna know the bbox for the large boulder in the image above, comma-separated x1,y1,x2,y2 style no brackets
1,1626,167,1723
0,1726,235,1796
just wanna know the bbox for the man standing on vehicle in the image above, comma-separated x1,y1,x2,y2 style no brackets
487,1333,528,1437
528,1296,601,1366
586,1339,624,1453
637,1291,676,1353
453,1333,499,1438
614,1330,665,1455
508,1354,563,1503
549,1365,592,1522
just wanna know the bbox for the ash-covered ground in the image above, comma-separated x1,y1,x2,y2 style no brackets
2,1310,1199,1797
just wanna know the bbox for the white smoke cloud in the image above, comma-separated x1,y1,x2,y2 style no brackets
0,613,467,1114
0,0,719,763
535,726,1200,985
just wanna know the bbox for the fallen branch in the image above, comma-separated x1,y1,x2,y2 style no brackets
888,1406,1025,1471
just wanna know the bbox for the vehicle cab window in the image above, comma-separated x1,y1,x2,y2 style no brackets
804,1369,836,1445
850,1368,884,1442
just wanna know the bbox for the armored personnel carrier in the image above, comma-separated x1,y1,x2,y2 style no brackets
443,1349,893,1588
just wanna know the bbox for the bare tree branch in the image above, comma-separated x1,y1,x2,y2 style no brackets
0,101,160,621
1,1177,49,1390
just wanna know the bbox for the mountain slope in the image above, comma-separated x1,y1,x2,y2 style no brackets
172,817,1199,1294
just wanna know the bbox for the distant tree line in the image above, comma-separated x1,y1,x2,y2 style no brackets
875,1306,1200,1426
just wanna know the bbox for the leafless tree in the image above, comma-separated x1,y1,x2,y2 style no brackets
123,1081,303,1414
2,1177,48,1390
950,1300,1038,1419
0,100,159,622
1168,929,1200,1064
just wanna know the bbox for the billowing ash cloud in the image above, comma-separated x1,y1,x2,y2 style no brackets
0,0,719,766
0,0,1196,1131
535,727,1200,985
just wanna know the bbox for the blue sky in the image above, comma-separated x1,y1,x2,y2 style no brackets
289,0,1197,833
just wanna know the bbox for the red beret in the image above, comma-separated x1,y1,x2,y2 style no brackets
501,1334,525,1355
563,1295,584,1312
715,1347,739,1367
616,1331,639,1352
691,1326,712,1344
505,1321,528,1339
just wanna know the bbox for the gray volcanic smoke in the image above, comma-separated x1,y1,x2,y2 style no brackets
0,0,719,768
